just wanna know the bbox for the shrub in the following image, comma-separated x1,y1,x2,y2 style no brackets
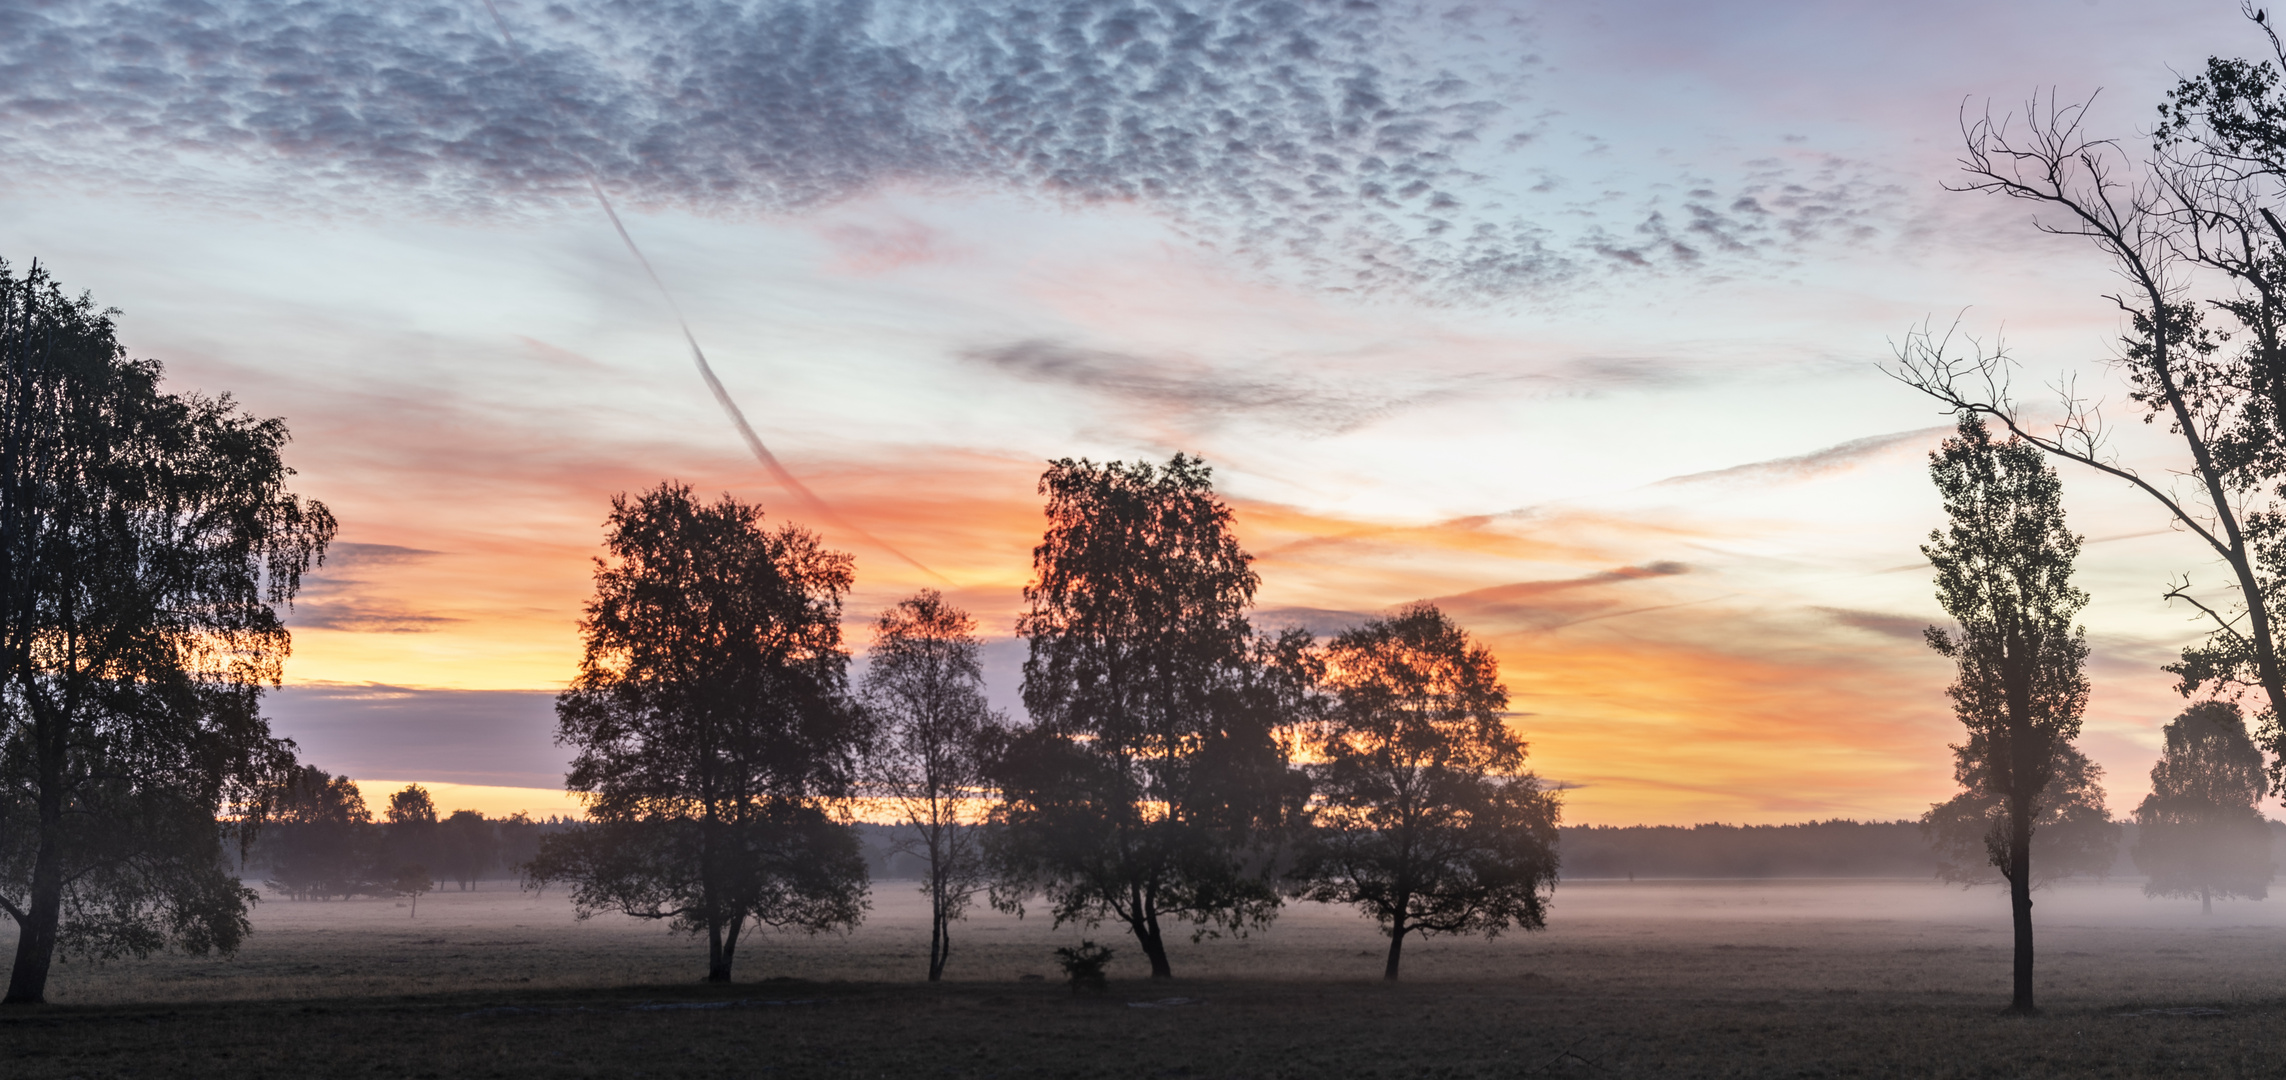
1054,941,1115,993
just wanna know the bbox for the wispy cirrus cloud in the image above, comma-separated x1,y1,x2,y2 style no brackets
1655,426,1950,488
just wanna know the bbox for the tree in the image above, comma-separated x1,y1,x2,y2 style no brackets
859,590,1002,981
386,785,437,827
261,765,376,901
990,455,1298,979
383,784,438,893
1890,18,2286,785
1287,603,1560,981
1921,415,2093,1015
2134,700,2275,914
527,483,868,983
391,864,434,917
496,812,547,886
1923,742,2120,887
437,810,498,891
0,260,333,1004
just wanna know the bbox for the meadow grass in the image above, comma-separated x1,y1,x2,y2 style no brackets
7,879,2286,1076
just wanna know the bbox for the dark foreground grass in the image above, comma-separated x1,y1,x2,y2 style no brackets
5,974,2282,1079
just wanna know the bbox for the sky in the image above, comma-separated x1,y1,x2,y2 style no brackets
0,0,2272,824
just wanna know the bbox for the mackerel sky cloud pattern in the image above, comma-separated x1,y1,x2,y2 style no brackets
2,0,1891,300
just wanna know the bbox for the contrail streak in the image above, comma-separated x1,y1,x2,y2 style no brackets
478,1,947,582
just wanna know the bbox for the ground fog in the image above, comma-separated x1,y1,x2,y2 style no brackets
25,877,2286,1005
14,879,2286,1078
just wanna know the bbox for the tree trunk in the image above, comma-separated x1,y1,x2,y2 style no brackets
721,915,743,981
705,916,733,983
1131,908,1172,978
927,876,949,982
3,749,63,1005
2007,807,2036,1016
1384,916,1408,982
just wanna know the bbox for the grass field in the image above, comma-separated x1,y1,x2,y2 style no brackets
8,878,2286,1077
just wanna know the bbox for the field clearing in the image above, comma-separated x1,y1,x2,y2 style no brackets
9,879,2286,1076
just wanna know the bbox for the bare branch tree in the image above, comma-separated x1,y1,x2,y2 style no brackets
1890,81,2286,780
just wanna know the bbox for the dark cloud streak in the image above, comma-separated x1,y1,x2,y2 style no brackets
967,338,1419,433
287,542,458,633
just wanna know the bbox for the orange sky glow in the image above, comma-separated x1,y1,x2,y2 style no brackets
3,0,2266,828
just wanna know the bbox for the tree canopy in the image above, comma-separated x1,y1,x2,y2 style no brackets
1288,603,1559,981
991,454,1297,979
1922,742,2118,888
529,483,867,983
2134,701,2274,913
261,766,375,901
0,259,334,1004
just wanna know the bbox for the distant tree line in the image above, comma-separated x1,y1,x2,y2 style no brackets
242,771,572,902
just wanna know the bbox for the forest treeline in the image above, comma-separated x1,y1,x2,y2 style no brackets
229,808,2284,889
857,820,2277,881
235,770,574,901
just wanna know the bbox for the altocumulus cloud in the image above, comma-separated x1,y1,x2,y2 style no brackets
1,0,1895,301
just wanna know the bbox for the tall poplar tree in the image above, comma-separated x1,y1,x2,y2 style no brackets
1923,414,2091,1016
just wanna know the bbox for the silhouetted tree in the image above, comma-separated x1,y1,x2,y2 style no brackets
437,810,497,890
392,864,433,917
1891,17,2286,785
860,590,1002,981
497,812,545,884
1922,415,2092,1015
990,455,1296,979
0,260,332,1004
386,785,436,826
2135,701,2275,914
1054,940,1114,993
1923,742,2119,886
1287,603,1559,981
527,483,868,983
383,784,438,891
261,766,376,900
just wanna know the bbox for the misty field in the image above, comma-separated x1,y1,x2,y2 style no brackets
8,878,2286,1076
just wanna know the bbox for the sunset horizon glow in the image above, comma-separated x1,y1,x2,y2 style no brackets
6,0,2271,827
